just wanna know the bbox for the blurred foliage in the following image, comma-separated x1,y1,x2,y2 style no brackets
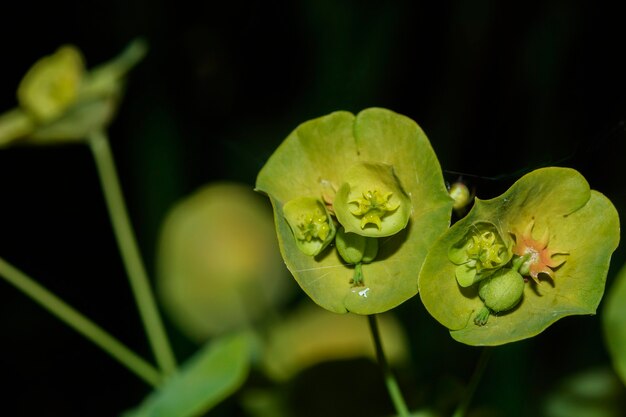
543,367,626,417
156,182,291,341
124,331,254,417
0,1,625,417
260,300,408,382
604,262,626,386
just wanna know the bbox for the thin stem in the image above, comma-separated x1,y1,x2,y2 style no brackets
88,130,177,376
452,347,492,417
0,257,161,387
368,315,410,417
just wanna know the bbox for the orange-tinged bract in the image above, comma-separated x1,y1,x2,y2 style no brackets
512,218,566,283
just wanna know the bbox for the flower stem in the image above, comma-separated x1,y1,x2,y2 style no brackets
88,130,177,376
368,315,410,417
0,257,161,387
452,347,492,417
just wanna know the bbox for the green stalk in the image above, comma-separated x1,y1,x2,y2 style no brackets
452,347,492,417
0,257,161,387
88,130,177,376
368,315,410,417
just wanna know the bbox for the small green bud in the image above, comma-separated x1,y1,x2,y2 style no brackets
334,161,411,238
17,45,85,123
283,197,336,256
335,227,378,265
448,181,472,212
478,268,525,314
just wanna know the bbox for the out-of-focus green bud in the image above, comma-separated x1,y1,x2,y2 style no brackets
448,181,473,214
17,45,85,123
0,39,147,147
283,196,336,256
334,161,411,238
157,182,292,341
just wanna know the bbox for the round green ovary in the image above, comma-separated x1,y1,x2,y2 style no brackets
478,268,525,313
335,228,378,265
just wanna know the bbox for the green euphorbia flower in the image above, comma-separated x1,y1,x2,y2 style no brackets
282,196,336,256
256,108,452,314
419,167,620,345
334,161,411,237
448,221,513,287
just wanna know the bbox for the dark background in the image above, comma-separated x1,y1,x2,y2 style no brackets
0,1,625,416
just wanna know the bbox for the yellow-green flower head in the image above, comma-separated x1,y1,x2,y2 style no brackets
448,221,512,287
17,45,85,123
351,190,398,229
256,108,453,314
419,167,620,346
283,197,335,256
0,39,147,147
334,162,411,238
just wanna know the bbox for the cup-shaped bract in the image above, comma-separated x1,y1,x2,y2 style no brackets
419,167,620,345
256,108,452,314
334,162,411,237
283,197,336,256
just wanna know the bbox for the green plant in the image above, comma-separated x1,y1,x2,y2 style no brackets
1,41,623,417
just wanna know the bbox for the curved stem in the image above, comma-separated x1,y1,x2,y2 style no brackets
0,257,161,387
88,130,177,376
452,347,492,417
368,315,410,417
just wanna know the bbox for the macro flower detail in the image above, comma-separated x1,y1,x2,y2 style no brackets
256,108,453,314
283,197,336,256
334,161,411,238
350,190,398,230
419,167,620,345
448,221,512,287
512,219,566,283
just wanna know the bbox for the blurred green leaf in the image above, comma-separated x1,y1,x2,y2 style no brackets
123,331,254,417
256,108,452,314
419,167,620,345
604,262,626,386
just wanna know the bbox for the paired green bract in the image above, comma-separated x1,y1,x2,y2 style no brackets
256,108,452,314
419,167,620,345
